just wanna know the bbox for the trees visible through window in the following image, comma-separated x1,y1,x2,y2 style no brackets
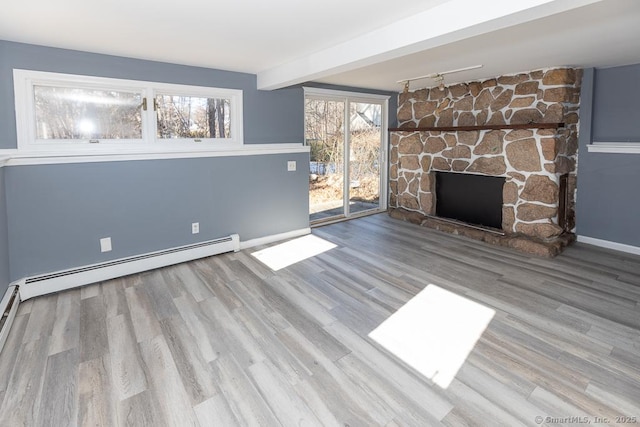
34,86,143,140
155,95,230,139
13,69,243,151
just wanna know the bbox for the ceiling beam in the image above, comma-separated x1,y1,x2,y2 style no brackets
256,0,603,90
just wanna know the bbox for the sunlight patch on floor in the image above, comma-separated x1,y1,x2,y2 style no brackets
369,284,495,389
251,234,337,271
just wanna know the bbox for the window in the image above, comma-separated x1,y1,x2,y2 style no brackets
13,69,243,153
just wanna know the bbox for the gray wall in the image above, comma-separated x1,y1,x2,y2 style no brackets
0,167,10,293
6,154,309,279
576,65,640,247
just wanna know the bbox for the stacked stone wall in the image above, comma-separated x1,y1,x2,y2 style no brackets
390,68,581,240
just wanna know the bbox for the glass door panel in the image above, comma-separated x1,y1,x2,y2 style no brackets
305,98,345,222
348,102,382,215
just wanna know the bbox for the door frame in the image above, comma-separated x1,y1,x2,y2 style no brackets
304,87,389,224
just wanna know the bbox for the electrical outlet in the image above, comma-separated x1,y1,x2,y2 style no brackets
287,160,296,172
100,237,112,252
192,222,200,234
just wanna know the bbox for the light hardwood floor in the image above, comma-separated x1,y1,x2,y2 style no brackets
1,213,639,426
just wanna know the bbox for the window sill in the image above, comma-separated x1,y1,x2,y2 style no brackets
587,142,640,153
0,143,309,166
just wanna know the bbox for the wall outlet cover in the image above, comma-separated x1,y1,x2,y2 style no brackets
100,237,112,252
287,160,296,171
192,222,200,234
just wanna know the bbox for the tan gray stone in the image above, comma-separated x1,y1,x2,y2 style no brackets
458,112,476,126
517,203,557,221
467,157,506,175
398,102,413,122
430,87,447,101
477,109,488,125
414,101,438,119
487,111,506,125
454,96,473,111
509,96,535,108
420,172,434,192
442,145,471,159
408,177,419,194
400,155,420,170
398,194,420,210
444,134,457,147
469,82,483,97
398,134,422,154
505,129,534,141
418,116,436,127
420,155,432,172
424,136,446,153
542,68,576,85
419,192,435,214
506,139,542,172
389,180,398,195
437,108,454,126
452,160,470,171
458,131,480,145
540,138,557,161
515,81,539,95
491,89,513,111
390,164,398,180
555,156,576,174
497,74,529,85
390,146,398,164
543,87,573,103
521,175,558,204
515,222,563,239
507,171,526,182
474,89,494,110
543,103,564,122
474,130,504,155
449,83,470,98
503,181,519,205
390,133,400,146
511,108,543,124
502,206,516,231
482,79,497,88
398,176,408,193
432,157,451,171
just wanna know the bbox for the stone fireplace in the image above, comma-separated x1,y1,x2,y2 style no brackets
389,68,581,256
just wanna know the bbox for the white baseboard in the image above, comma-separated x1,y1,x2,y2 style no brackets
20,234,239,301
577,235,640,256
239,227,311,250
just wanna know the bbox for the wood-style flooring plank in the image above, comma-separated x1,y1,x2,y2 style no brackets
78,355,117,427
36,347,79,427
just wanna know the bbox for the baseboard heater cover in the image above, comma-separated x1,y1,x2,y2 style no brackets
0,284,20,355
20,234,239,301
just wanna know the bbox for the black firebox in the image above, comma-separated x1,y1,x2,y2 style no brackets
435,172,504,229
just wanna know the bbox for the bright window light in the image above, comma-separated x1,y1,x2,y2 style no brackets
369,284,495,389
251,234,337,271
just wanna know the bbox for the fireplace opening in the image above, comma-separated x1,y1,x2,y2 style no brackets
435,172,504,230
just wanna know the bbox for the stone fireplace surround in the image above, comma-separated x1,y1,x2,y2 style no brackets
389,68,581,257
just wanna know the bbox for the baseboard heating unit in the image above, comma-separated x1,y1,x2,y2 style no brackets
19,234,240,301
0,285,20,354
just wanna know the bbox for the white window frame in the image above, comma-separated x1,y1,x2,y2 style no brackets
13,69,243,155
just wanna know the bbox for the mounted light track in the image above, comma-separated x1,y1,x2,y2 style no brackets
398,64,483,91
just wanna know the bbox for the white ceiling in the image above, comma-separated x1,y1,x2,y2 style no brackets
1,0,639,92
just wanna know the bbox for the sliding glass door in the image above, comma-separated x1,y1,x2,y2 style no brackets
305,88,388,223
